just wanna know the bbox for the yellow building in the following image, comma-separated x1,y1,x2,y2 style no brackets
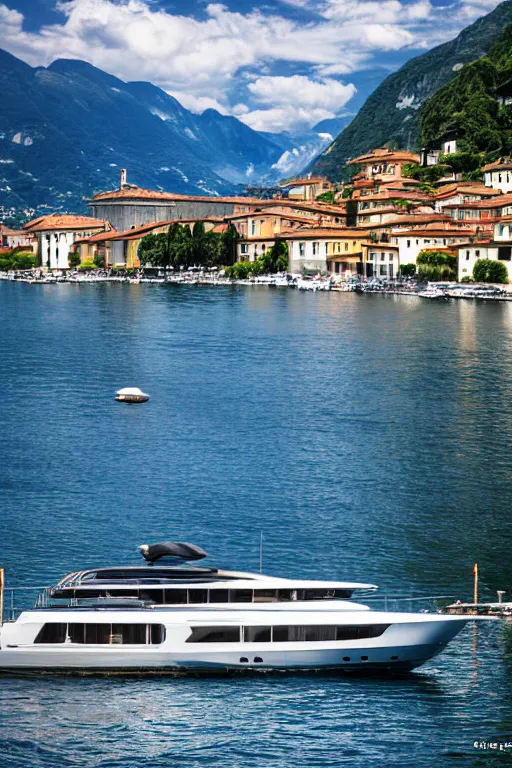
282,227,371,274
73,217,225,268
279,176,334,201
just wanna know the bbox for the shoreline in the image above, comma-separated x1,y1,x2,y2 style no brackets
2,271,512,301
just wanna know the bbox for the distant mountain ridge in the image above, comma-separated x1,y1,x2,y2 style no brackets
311,0,512,179
0,52,330,216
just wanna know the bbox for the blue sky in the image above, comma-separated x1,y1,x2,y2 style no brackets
0,0,503,133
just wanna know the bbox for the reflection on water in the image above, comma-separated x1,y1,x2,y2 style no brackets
2,283,512,766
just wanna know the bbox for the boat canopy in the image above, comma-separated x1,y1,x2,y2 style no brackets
139,541,207,563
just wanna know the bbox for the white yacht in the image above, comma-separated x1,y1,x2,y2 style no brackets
0,542,477,674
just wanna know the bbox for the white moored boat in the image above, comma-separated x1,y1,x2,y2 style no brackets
0,541,477,674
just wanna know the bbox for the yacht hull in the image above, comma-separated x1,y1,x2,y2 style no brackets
0,616,469,674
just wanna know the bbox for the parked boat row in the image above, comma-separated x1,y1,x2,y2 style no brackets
1,269,511,300
0,540,487,674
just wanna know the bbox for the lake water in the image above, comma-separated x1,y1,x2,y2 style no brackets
1,282,512,767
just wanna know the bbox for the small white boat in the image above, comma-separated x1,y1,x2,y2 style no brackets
417,288,447,299
115,387,149,403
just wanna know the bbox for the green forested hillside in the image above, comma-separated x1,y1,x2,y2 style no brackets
419,25,512,160
311,0,512,179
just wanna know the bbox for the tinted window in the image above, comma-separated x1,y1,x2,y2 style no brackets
186,626,241,643
112,624,147,644
165,589,187,604
35,623,67,643
188,589,208,604
35,623,165,645
209,589,230,603
336,624,389,641
229,590,253,603
244,626,272,642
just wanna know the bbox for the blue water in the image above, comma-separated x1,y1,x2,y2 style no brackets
1,282,512,767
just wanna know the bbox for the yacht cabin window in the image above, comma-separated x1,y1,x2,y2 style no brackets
186,624,390,643
35,623,166,645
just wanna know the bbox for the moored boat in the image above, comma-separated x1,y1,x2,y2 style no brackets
115,387,149,403
0,541,482,674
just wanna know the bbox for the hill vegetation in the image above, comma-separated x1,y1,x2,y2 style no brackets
310,1,512,179
418,24,512,169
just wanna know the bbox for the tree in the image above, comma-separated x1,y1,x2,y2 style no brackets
191,221,206,265
400,263,416,278
138,233,168,267
10,251,37,270
68,252,81,268
416,249,457,281
316,190,335,203
260,238,289,273
473,258,509,283
93,252,105,269
220,223,238,266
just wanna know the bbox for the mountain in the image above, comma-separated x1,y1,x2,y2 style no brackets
311,0,512,179
0,52,297,216
419,24,512,159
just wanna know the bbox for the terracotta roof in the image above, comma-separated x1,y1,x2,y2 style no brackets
74,217,226,244
393,228,474,237
225,211,319,225
435,183,501,199
279,177,330,187
442,193,512,210
482,158,512,172
385,214,451,225
348,148,420,166
280,227,370,239
456,241,493,248
24,214,108,232
90,187,275,205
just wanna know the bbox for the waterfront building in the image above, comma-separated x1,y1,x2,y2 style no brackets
73,217,225,268
390,225,474,266
23,214,109,269
482,159,512,194
363,243,401,279
231,202,347,262
0,225,35,252
282,228,370,274
278,176,334,201
458,218,512,282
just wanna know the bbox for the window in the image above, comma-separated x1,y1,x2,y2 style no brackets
165,588,187,604
209,589,230,603
475,250,480,257
254,589,277,603
345,242,348,251
466,251,470,261
336,625,389,640
407,240,411,248
381,254,385,261
189,589,208,604
299,242,305,257
229,589,253,603
244,626,272,642
186,626,241,643
241,244,248,255
34,623,165,645
380,265,387,276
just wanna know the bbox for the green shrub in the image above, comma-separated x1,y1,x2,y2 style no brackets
473,258,509,283
78,260,95,272
416,249,457,281
68,252,81,268
400,263,416,277
93,253,106,269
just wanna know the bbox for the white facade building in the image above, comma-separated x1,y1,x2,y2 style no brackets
391,229,473,266
24,215,109,269
458,220,512,282
483,161,512,195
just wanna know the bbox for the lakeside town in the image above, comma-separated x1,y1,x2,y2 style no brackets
2,145,512,295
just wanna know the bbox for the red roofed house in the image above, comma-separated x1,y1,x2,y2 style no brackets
482,158,512,194
24,214,110,269
279,176,334,201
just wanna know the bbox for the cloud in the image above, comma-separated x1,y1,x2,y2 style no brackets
241,74,356,132
0,0,505,135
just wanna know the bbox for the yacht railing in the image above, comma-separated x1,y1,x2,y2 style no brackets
358,595,455,613
0,587,456,623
